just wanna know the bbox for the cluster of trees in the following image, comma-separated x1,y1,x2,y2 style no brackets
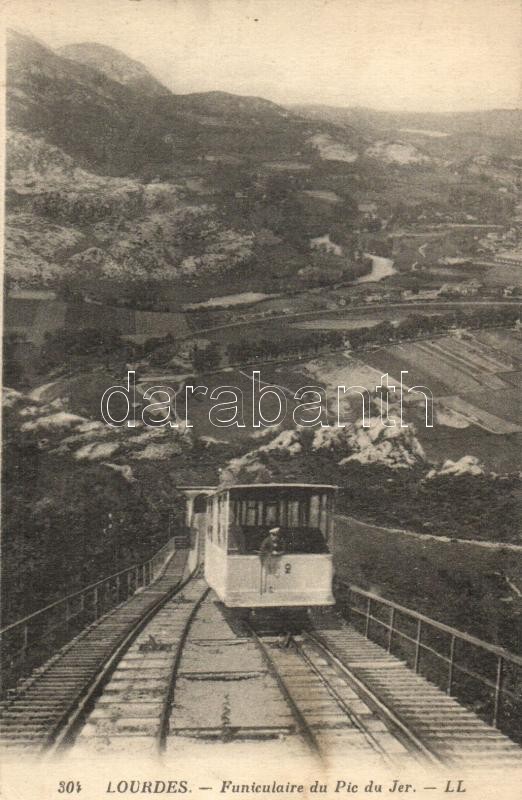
296,251,371,287
140,333,176,366
29,305,520,380
221,306,520,368
226,330,345,364
337,306,520,351
213,166,359,256
448,184,516,223
192,341,221,372
33,189,144,225
38,326,192,372
40,327,130,370
388,175,517,225
1,413,187,626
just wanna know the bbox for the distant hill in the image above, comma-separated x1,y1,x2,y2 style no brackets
57,42,171,97
7,30,361,177
6,28,517,297
5,31,362,292
7,30,162,176
174,90,291,118
12,30,451,180
292,104,522,158
292,104,522,137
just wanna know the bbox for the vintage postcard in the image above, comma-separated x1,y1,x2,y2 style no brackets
1,1,521,799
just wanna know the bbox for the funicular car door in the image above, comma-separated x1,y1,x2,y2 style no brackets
259,493,297,597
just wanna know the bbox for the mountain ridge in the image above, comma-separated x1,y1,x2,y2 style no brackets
8,29,323,177
57,41,171,97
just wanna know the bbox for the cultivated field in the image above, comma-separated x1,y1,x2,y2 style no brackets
474,329,522,359
392,341,492,395
64,303,136,333
5,297,190,344
367,330,522,434
437,335,515,372
133,310,190,339
437,396,520,434
500,370,522,388
364,348,451,396
309,328,522,455
484,263,522,287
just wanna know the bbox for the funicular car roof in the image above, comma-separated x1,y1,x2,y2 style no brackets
214,483,338,496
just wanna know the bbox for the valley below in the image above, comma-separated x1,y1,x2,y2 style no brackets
2,28,521,652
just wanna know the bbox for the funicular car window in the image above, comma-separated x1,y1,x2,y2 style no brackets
310,493,329,535
246,499,257,526
279,498,288,527
226,487,332,554
287,500,300,527
228,522,246,553
207,497,214,542
229,526,328,554
310,494,320,527
217,494,226,547
232,499,243,526
264,501,278,526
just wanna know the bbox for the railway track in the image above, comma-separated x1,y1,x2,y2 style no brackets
73,578,210,756
72,593,425,766
243,623,521,769
1,569,520,769
246,625,413,767
0,550,192,754
75,586,308,758
307,618,522,768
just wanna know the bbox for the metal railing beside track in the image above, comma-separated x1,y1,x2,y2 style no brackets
0,534,187,695
335,581,522,743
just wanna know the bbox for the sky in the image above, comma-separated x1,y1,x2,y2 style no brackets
6,0,522,112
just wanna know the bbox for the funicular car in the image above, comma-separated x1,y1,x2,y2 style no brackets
204,483,336,607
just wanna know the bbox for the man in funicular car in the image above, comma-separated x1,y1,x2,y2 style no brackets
258,526,284,597
259,526,284,557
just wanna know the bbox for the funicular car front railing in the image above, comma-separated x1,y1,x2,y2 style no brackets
0,536,178,695
336,581,522,743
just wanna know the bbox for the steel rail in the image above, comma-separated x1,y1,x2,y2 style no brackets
244,624,321,756
157,585,211,753
1,540,183,695
45,564,199,755
305,630,442,765
291,635,397,765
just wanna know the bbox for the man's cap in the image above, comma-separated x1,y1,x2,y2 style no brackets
269,527,281,534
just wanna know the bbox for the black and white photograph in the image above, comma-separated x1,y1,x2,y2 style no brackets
1,1,521,797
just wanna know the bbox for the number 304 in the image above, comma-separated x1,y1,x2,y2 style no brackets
58,781,82,793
